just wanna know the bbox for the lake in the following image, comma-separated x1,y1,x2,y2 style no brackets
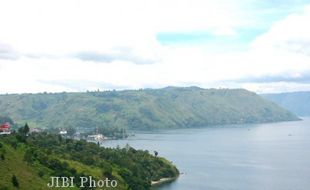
102,118,310,190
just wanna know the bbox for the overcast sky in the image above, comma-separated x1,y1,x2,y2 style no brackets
1,0,310,94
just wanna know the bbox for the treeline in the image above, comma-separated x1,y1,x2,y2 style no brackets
0,87,298,130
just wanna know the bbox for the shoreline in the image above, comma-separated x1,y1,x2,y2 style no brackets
151,176,178,186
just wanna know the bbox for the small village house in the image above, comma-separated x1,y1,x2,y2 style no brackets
0,122,11,135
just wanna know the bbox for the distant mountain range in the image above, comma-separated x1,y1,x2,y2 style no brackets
0,87,299,130
263,91,310,116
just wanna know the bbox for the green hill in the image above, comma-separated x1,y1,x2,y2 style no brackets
262,91,310,116
0,87,299,130
0,130,179,190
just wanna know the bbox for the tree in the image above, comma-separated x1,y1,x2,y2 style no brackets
24,123,30,134
100,161,113,178
38,170,45,178
11,175,19,188
24,149,34,164
154,151,158,157
18,123,29,135
66,127,76,137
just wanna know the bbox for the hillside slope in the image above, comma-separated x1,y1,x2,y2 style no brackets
0,87,299,130
0,132,179,190
262,91,310,116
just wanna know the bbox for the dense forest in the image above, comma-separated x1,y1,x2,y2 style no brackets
0,125,179,190
0,87,298,130
263,91,310,116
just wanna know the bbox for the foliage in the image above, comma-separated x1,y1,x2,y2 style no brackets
18,123,29,135
0,87,299,130
0,131,179,190
11,175,19,187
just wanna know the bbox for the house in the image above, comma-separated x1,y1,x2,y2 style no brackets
59,130,67,135
87,134,107,141
29,127,42,134
0,122,11,135
72,132,81,140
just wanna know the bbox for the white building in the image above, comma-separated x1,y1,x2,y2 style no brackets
59,130,67,135
87,134,107,141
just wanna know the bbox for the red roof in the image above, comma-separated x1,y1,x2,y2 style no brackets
0,122,10,129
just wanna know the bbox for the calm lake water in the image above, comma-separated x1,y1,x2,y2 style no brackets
102,118,310,190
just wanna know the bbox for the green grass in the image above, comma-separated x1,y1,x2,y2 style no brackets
0,144,48,190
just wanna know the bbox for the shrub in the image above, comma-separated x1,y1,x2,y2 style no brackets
11,175,19,187
38,170,45,178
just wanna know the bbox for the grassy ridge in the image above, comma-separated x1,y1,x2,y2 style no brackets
0,87,299,130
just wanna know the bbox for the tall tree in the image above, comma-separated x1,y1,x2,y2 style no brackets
24,123,30,134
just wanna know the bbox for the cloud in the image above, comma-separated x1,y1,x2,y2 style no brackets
37,79,130,91
242,82,310,94
0,43,20,60
252,5,310,55
231,4,310,90
74,49,158,64
0,1,310,93
236,72,310,83
75,52,115,63
0,0,249,56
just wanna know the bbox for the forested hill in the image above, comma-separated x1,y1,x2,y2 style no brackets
0,87,299,130
262,91,310,116
0,129,179,190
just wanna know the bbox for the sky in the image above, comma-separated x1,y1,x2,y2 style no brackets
1,0,310,94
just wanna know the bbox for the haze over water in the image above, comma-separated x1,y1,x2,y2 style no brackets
103,118,310,190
